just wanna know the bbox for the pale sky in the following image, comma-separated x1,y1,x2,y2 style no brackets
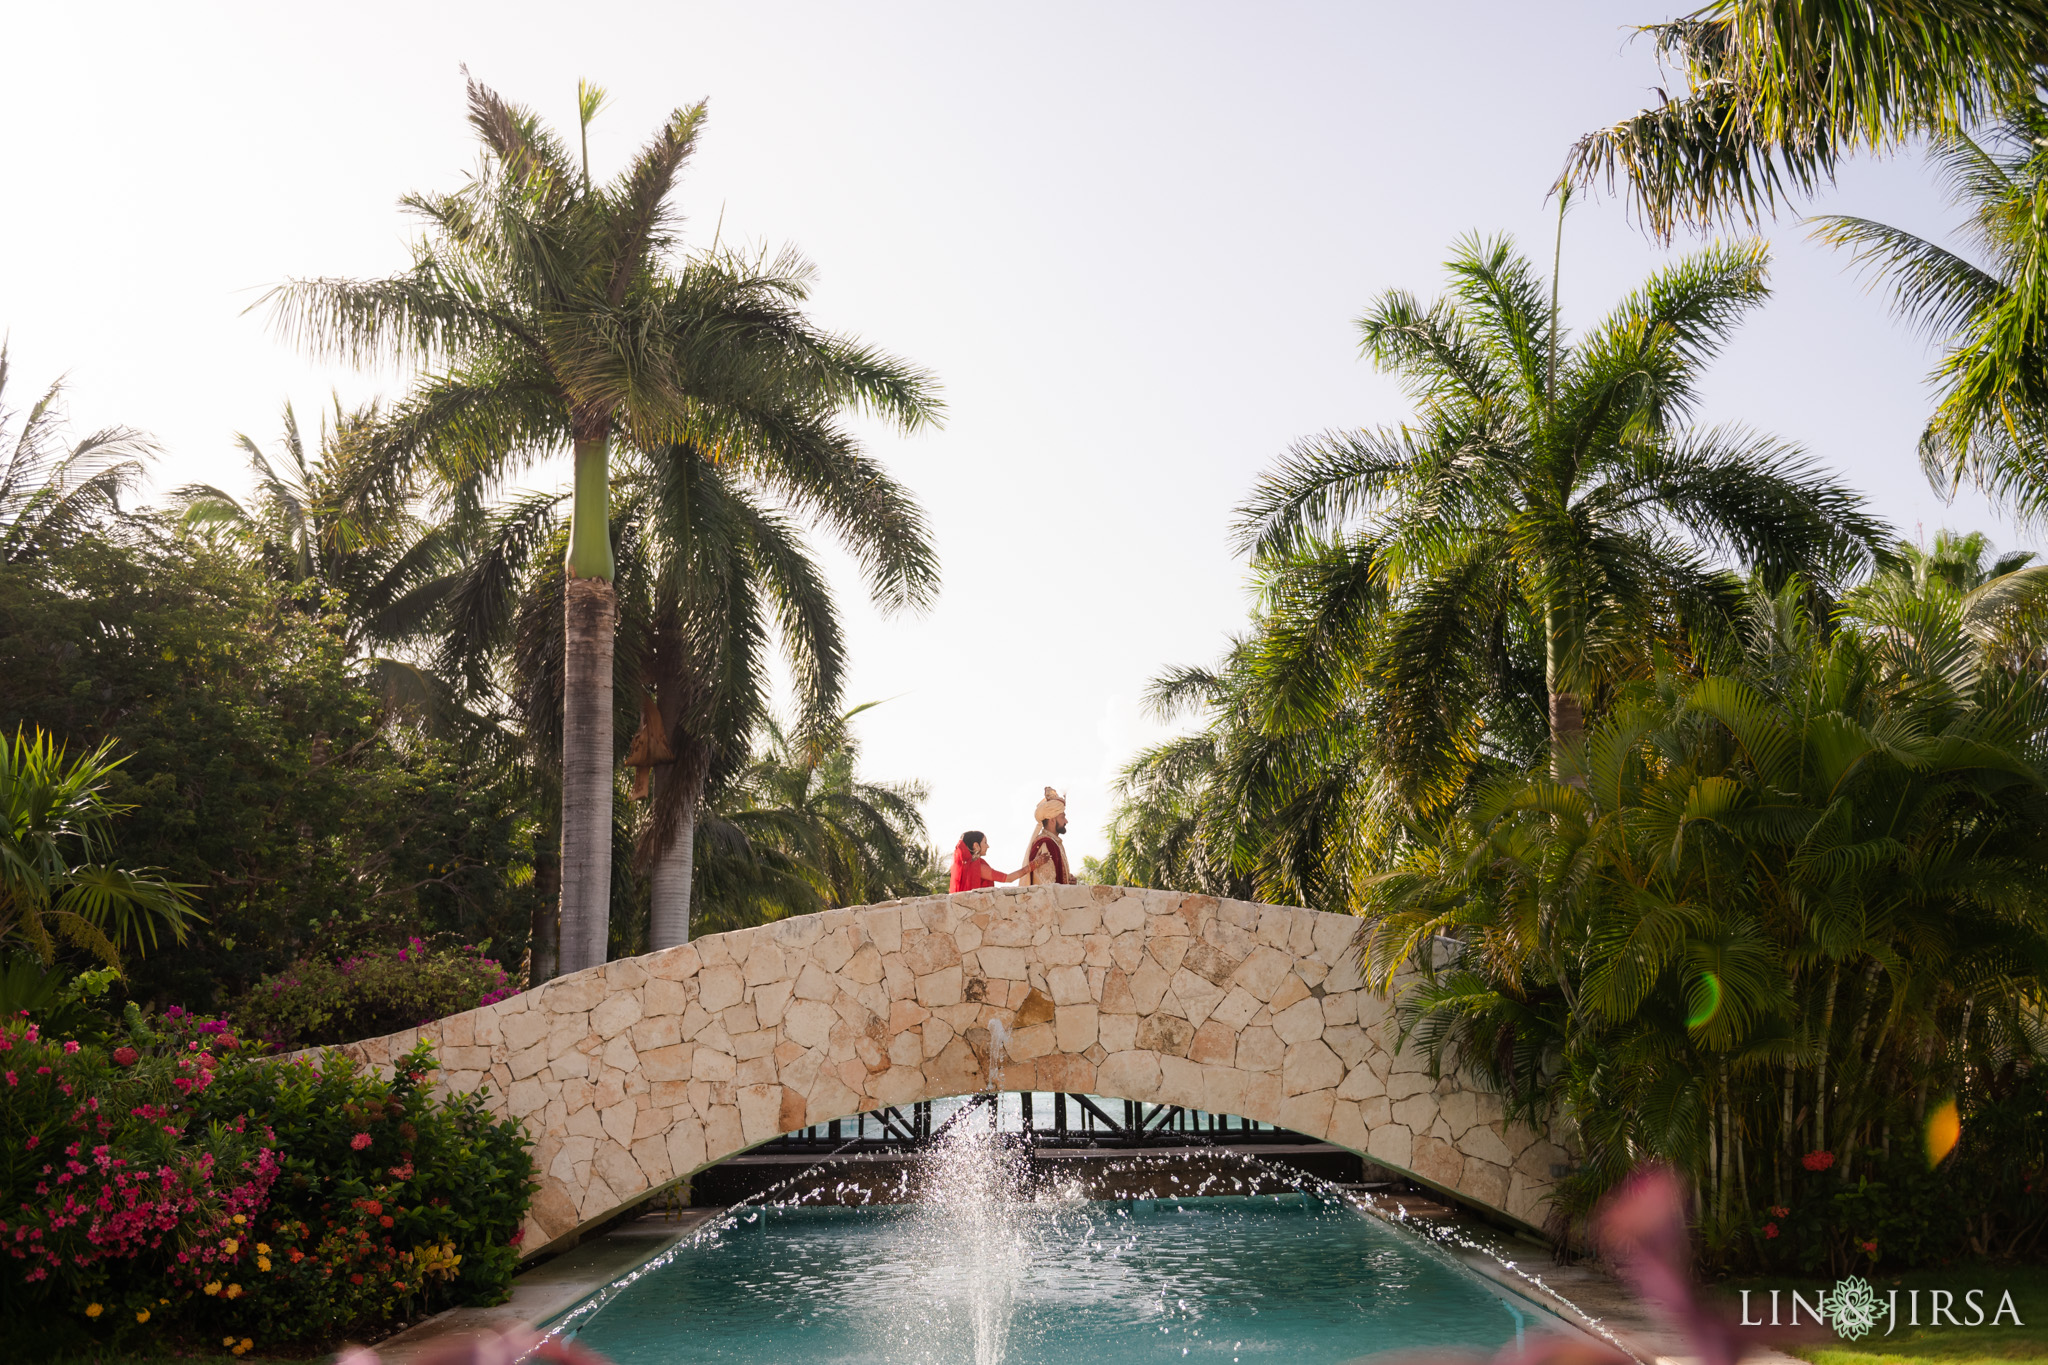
2,2,2026,868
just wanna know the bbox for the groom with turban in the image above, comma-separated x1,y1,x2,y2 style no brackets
1019,787,1076,886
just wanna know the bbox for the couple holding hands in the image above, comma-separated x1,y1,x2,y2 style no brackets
948,787,1076,892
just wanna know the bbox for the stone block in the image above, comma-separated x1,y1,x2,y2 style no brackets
786,961,831,1002
1229,946,1293,1001
1282,1039,1344,1096
600,1100,638,1148
1188,1019,1236,1066
698,965,745,1013
1367,1123,1413,1169
1097,1049,1162,1101
1327,1098,1369,1152
1055,1004,1098,1053
629,1015,683,1053
1102,897,1146,934
1135,1013,1194,1057
916,966,965,1009
1046,963,1089,1005
1128,959,1171,1013
784,998,837,1050
1460,1158,1510,1210
1098,970,1137,1015
635,1044,689,1084
737,1084,786,1145
1335,1064,1385,1101
501,1011,549,1052
1171,969,1226,1029
1097,1012,1138,1053
1234,1025,1284,1073
1411,1133,1464,1189
692,1047,737,1083
543,975,606,1013
929,1035,984,1093
1158,1053,1205,1106
978,945,1027,980
1267,972,1311,1014
1390,1094,1436,1131
1271,996,1326,1045
1280,1088,1335,1139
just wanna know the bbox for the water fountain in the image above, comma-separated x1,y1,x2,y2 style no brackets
535,1028,1624,1365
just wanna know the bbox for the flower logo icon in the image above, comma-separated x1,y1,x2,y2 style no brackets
1826,1276,1882,1340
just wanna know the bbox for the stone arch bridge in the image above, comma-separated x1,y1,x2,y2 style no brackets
331,886,1571,1252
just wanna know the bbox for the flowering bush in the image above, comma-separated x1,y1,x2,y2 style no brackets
0,1009,533,1357
233,938,519,1050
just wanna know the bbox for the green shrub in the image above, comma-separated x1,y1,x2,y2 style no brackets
232,938,518,1050
0,1009,533,1358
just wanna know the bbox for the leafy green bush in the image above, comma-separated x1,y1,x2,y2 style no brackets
232,938,518,1049
0,1008,533,1358
1746,1072,2048,1273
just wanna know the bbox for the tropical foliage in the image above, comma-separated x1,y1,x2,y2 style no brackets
1101,235,1879,910
261,78,940,978
0,1010,532,1357
1570,2,2048,523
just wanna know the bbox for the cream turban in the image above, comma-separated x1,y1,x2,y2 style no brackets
1034,787,1067,822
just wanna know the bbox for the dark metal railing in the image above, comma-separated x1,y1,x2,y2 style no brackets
756,1092,1310,1153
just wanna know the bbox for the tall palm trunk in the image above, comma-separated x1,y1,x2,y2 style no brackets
529,840,560,985
648,747,710,949
1545,602,1584,774
559,430,617,976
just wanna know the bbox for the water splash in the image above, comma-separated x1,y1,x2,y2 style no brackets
530,1090,1633,1365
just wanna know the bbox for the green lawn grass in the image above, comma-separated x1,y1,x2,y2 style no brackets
1719,1264,2048,1365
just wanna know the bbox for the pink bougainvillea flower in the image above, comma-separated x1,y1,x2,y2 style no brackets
1801,1150,1835,1172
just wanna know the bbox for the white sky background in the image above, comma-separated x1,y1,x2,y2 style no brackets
1,2,2030,869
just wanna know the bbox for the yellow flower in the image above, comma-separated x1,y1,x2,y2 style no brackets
84,1303,104,1318
135,1309,150,1324
224,1337,238,1346
225,1283,243,1299
223,1238,239,1254
255,1242,271,1255
203,1281,223,1297
256,1257,272,1272
232,1214,246,1225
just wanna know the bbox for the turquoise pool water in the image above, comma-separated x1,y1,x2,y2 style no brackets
560,1194,1533,1365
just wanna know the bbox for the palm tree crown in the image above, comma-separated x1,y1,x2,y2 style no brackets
1234,234,1879,807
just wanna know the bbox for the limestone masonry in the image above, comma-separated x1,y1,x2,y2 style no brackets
324,885,1573,1251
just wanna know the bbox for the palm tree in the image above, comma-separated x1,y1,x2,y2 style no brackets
176,401,470,713
0,346,154,565
0,729,197,968
1092,634,1383,909
1807,113,2048,520
1566,6,2048,520
1234,234,1879,806
708,708,936,915
1562,2,2048,241
262,79,940,974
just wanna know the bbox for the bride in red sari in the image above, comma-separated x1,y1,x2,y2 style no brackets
948,830,1034,893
